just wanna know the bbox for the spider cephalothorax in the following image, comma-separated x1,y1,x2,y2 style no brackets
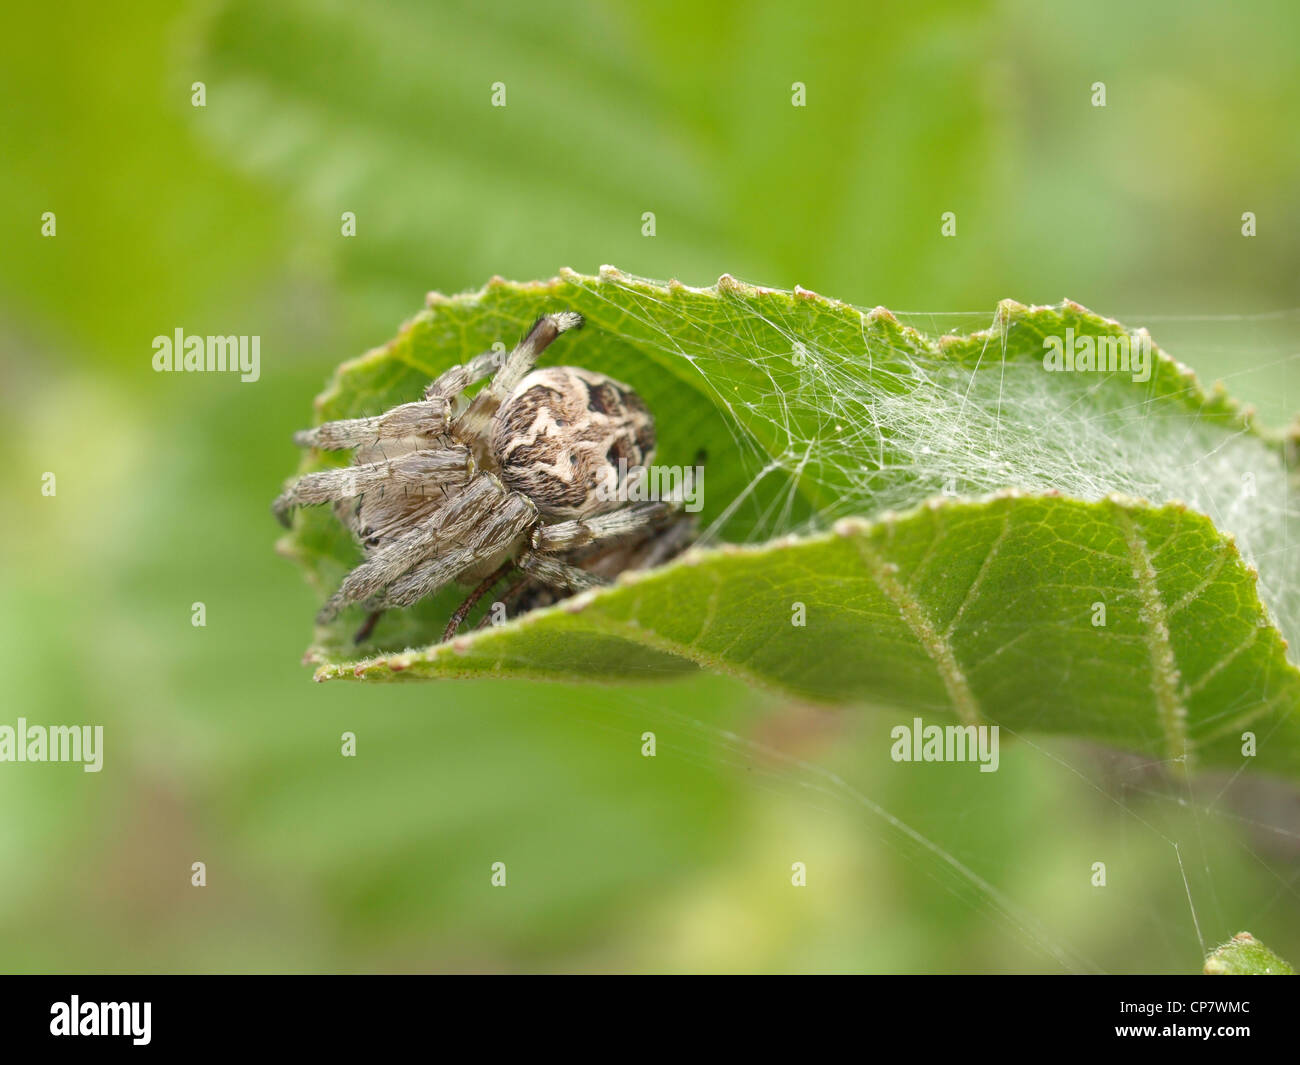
274,312,694,641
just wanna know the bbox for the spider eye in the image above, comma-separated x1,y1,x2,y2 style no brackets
569,454,577,465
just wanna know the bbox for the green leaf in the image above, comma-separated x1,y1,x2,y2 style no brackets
278,269,1300,778
1203,932,1296,975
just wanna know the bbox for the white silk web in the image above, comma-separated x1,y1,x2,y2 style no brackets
564,277,1300,973
581,274,1300,653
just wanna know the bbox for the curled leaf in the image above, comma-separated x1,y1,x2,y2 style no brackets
278,269,1300,779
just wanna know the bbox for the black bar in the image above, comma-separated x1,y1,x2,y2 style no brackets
0,975,1292,1052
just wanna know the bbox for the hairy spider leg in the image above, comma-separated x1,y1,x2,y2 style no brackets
453,312,584,443
442,560,518,642
318,474,532,622
272,446,473,526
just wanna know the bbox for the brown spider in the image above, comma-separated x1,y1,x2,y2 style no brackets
274,313,694,641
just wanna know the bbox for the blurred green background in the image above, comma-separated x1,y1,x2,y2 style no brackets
2,0,1297,973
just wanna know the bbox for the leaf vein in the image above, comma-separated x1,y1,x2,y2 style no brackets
1115,507,1190,771
852,537,982,726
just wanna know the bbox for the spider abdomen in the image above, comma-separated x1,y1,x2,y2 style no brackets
490,366,655,520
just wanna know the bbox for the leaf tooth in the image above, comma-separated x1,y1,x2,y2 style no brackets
1063,301,1125,328
672,546,709,566
566,587,602,608
833,516,870,538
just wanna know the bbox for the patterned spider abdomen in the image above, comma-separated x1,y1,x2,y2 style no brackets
490,366,656,519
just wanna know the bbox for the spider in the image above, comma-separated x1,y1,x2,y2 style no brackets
274,312,695,642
